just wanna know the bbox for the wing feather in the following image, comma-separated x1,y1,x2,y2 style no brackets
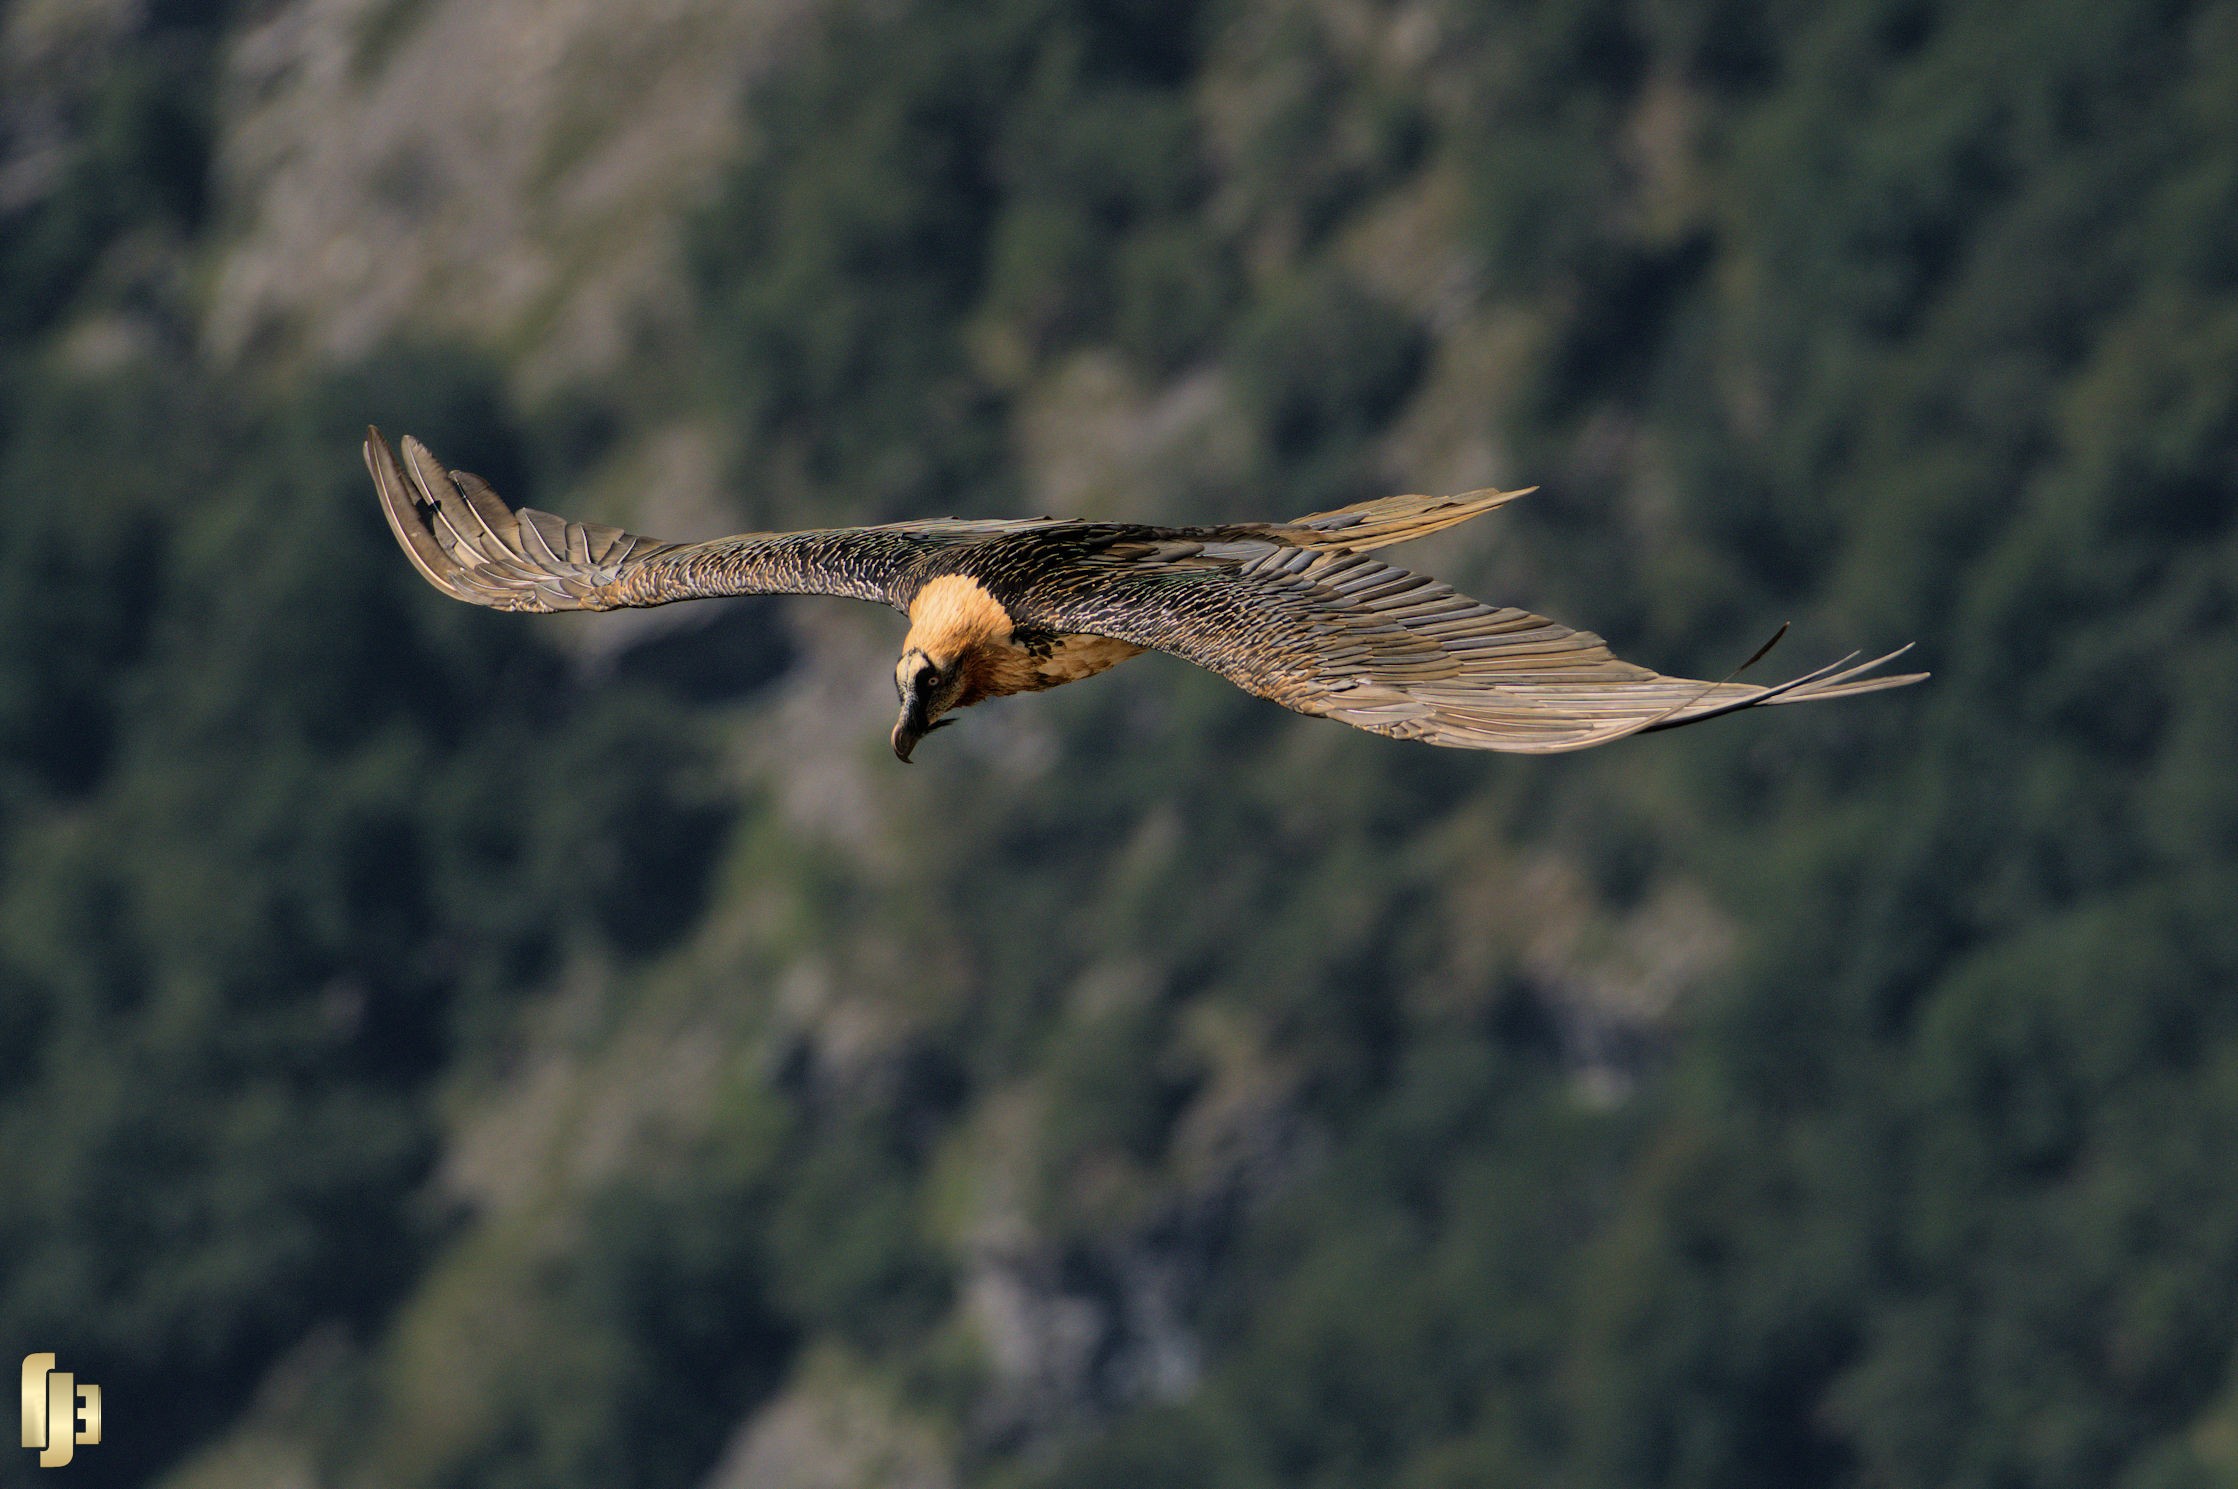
1015,539,1924,752
365,428,1054,615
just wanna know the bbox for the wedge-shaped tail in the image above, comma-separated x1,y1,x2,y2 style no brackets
1285,484,1537,552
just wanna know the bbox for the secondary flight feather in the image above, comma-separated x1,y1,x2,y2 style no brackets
366,429,1924,761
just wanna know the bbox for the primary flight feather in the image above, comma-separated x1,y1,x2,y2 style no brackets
366,429,1924,761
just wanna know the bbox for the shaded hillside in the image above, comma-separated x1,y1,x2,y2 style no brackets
0,1,2233,1487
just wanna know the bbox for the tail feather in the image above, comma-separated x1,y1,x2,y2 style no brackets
1286,485,1536,552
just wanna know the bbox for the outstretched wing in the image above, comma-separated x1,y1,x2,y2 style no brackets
366,428,1052,614
1014,534,1925,752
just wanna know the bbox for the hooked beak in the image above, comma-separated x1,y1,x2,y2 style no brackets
890,675,959,762
891,700,929,763
890,705,954,764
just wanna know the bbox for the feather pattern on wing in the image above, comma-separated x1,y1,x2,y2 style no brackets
368,430,1047,613
998,531,1923,752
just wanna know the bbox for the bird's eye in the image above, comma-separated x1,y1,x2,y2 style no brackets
917,667,938,690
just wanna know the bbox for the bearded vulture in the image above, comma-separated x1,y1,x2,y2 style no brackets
367,429,1922,761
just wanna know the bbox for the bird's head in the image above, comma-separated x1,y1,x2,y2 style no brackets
891,645,966,762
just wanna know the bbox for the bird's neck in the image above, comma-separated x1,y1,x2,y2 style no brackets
905,575,1015,657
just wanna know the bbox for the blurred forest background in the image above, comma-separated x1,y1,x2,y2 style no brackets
2,0,2236,1485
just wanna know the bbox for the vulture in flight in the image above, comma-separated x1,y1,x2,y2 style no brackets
366,429,1923,761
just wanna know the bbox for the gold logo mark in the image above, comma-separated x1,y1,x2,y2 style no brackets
19,1355,101,1469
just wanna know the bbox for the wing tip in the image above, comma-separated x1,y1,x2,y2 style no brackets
365,425,482,603
364,428,672,613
